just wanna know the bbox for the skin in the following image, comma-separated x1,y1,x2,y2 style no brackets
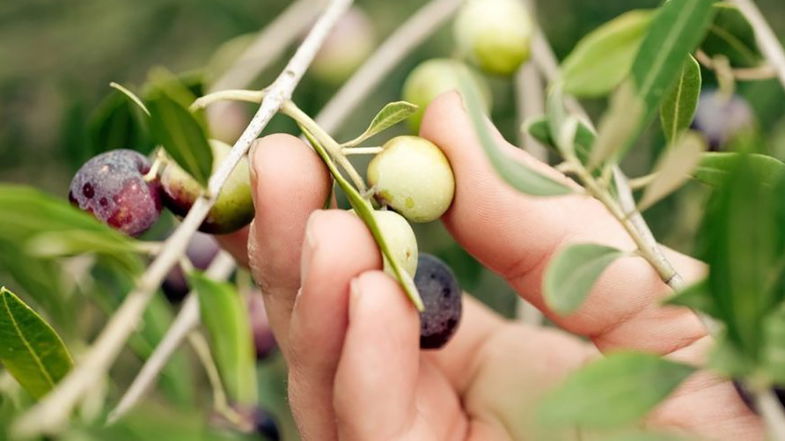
221,93,763,441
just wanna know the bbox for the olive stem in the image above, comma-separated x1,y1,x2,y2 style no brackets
107,253,235,424
695,49,777,81
341,146,383,155
315,0,462,133
12,0,354,435
190,89,265,111
282,100,368,194
732,0,785,90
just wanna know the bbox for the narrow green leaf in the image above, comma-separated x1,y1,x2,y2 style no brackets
147,93,213,187
459,73,573,196
343,101,418,147
638,131,706,211
538,352,695,428
631,0,716,116
88,91,154,155
561,10,655,97
588,81,645,169
701,2,763,68
663,279,720,318
190,273,257,405
595,0,717,167
110,82,150,116
25,229,142,273
660,56,702,142
692,152,785,188
0,287,73,399
524,115,596,163
298,124,424,311
0,185,140,272
698,152,784,356
606,432,691,441
544,243,625,315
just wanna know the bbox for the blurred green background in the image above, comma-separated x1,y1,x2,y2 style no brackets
1,0,785,439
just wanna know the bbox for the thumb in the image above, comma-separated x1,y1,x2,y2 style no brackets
419,92,706,356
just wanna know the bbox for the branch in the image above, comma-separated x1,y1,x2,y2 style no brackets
106,252,235,424
12,0,354,436
755,388,785,441
733,0,785,90
315,0,462,133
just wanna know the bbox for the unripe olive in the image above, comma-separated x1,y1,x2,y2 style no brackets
351,209,418,277
367,136,455,223
402,58,491,132
207,102,250,145
160,140,254,234
453,0,533,76
311,7,376,84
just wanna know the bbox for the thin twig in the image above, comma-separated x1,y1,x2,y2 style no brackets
12,0,354,436
755,388,785,441
695,49,777,81
107,252,236,424
315,0,462,134
514,0,547,326
733,0,785,90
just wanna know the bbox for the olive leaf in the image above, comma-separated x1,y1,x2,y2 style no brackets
146,92,214,188
88,91,154,157
701,2,763,68
524,115,595,163
342,101,418,147
298,124,424,311
561,9,655,97
591,0,717,168
692,152,785,188
0,185,140,272
543,243,626,315
0,287,73,400
698,152,785,356
190,273,257,405
459,73,573,196
663,279,720,318
26,229,142,273
660,55,702,142
110,82,150,116
538,352,695,428
638,131,706,212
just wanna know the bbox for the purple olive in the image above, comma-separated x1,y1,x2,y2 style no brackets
69,149,162,237
162,232,220,302
415,253,462,349
692,90,755,149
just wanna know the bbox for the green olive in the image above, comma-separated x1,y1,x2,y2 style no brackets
402,58,491,132
160,140,254,234
454,0,533,76
367,136,455,223
350,209,418,277
311,7,376,84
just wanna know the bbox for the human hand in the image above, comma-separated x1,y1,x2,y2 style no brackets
222,92,763,441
